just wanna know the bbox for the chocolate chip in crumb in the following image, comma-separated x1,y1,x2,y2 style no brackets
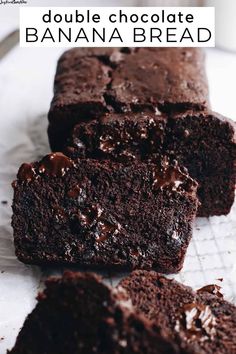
38,153,74,178
78,204,103,227
95,220,121,243
99,135,116,152
197,284,223,298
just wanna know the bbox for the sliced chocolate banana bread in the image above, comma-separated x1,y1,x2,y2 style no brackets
65,110,236,216
9,271,236,354
8,272,179,354
12,153,198,272
48,47,236,216
165,110,236,216
65,112,166,162
120,270,236,354
48,47,208,151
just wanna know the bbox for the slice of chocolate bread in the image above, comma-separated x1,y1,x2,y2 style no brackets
120,270,236,354
64,110,236,217
9,271,236,354
12,153,198,272
48,47,208,151
165,110,236,216
8,272,179,354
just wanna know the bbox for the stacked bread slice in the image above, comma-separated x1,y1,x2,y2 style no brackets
9,271,236,354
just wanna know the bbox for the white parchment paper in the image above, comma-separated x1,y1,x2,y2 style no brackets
0,41,236,353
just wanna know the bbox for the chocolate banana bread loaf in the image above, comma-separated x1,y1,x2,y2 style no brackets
12,153,198,272
48,47,208,151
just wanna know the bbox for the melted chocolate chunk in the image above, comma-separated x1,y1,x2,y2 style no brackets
17,153,74,183
17,163,36,182
38,153,73,177
95,219,121,243
152,161,197,195
75,204,121,244
197,284,223,298
78,204,103,227
152,165,184,191
175,303,216,342
66,113,167,163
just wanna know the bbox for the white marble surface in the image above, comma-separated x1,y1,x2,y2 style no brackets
0,22,236,353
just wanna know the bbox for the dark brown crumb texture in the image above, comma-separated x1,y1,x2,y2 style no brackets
8,272,180,354
166,110,236,216
47,47,235,216
12,153,198,272
120,270,236,354
8,271,236,354
64,110,236,217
